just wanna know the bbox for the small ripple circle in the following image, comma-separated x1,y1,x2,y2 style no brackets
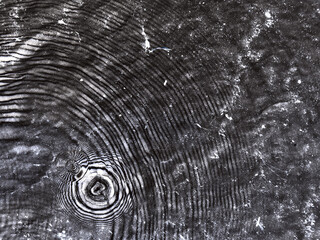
56,150,132,224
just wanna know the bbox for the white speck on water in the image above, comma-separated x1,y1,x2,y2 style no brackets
294,98,302,104
298,79,302,84
164,80,168,86
264,10,275,28
165,220,176,226
195,123,210,130
75,32,82,42
33,164,43,167
265,10,272,19
149,47,171,53
58,19,67,25
141,26,171,54
141,26,150,52
209,150,219,159
225,113,233,120
79,78,84,82
254,217,264,230
179,235,186,240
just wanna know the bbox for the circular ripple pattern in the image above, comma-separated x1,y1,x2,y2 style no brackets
0,0,257,237
2,0,311,238
56,150,132,224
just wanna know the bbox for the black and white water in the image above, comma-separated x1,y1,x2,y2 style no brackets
0,0,319,239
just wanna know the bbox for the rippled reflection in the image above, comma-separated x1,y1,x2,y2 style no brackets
54,149,132,224
0,0,275,238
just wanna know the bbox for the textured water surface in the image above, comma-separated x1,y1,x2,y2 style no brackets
0,0,320,239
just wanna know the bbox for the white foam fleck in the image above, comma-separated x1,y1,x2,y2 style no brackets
264,10,275,28
58,19,67,25
141,26,150,52
254,217,264,230
265,10,272,19
225,113,233,120
149,47,171,53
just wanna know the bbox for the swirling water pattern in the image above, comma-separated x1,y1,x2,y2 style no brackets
0,0,264,239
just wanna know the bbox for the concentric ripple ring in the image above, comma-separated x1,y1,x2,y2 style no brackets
56,150,132,224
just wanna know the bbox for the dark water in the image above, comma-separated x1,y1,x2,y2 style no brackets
0,0,319,239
